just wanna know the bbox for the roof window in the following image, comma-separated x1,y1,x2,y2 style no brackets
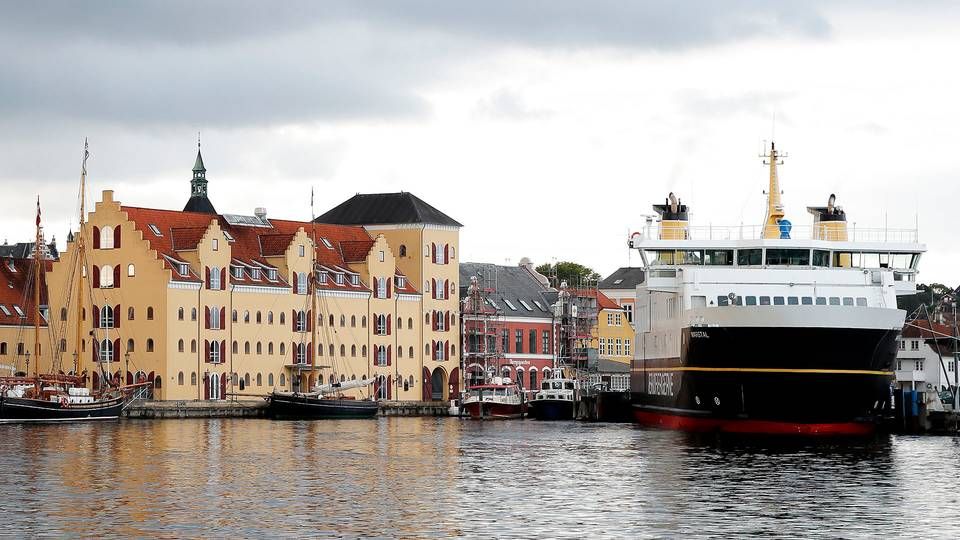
335,273,344,285
232,266,244,279
533,300,546,311
267,268,277,281
0,305,9,316
395,276,406,289
250,268,260,280
503,299,518,311
178,263,189,276
613,279,623,285
319,272,328,284
519,299,534,311
487,298,501,310
350,275,359,286
148,224,162,237
13,305,25,317
223,231,235,242
321,237,333,249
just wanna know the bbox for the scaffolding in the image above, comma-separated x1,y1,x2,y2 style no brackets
460,270,506,391
553,280,598,377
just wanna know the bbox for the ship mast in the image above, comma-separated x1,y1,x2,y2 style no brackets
761,141,787,239
75,140,89,377
310,186,320,394
33,198,42,377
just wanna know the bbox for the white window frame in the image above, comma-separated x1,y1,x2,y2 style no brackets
99,338,113,362
100,265,114,288
296,310,306,332
377,277,387,298
210,267,221,290
297,272,307,294
210,340,221,363
100,305,114,329
210,306,220,329
100,226,115,249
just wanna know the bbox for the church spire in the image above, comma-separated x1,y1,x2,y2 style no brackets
184,133,217,214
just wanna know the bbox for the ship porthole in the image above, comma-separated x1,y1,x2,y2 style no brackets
694,396,701,406
713,396,720,406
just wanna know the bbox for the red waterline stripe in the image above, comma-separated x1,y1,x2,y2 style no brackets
633,410,875,436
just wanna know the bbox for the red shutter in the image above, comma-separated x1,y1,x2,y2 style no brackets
221,340,226,363
387,314,391,335
114,304,121,329
431,341,436,361
445,311,450,332
443,279,448,299
114,265,121,288
445,340,450,361
387,345,392,366
204,340,210,363
92,339,98,363
220,307,226,330
431,243,436,262
387,278,392,298
204,375,210,400
291,342,296,364
308,342,313,365
291,310,296,332
93,305,100,328
205,267,210,289
127,371,133,385
93,226,100,249
114,225,121,249
93,266,100,288
221,373,227,398
434,311,439,331
431,278,436,300
221,268,226,291
205,307,210,330
444,244,449,264
387,375,392,399
113,339,120,362
307,310,312,332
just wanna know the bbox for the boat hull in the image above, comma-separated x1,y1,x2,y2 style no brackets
462,400,525,420
632,325,899,436
529,398,575,420
268,393,379,419
0,395,124,422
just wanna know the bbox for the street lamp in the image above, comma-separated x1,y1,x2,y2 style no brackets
125,352,130,386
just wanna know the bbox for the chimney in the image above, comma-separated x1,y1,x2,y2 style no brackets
254,207,267,219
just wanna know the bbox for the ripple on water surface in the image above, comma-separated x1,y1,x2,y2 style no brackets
0,418,958,538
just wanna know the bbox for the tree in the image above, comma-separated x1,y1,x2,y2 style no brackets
535,261,601,288
898,283,957,315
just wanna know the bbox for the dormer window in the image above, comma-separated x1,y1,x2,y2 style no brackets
395,276,406,289
319,272,328,284
178,263,189,276
335,273,344,285
232,266,244,279
267,268,277,281
250,268,260,280
350,275,359,286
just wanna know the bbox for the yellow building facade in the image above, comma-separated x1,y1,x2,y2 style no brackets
42,153,462,402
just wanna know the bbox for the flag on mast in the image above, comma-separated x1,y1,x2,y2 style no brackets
36,196,41,226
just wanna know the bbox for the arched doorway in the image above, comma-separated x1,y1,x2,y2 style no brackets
430,367,446,401
210,373,221,400
448,367,460,401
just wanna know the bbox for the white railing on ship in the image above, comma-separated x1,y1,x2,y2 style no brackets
639,225,918,243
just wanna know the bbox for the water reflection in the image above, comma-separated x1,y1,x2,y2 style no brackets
0,419,958,538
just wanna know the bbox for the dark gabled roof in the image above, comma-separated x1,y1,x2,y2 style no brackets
183,195,217,214
193,149,206,172
459,262,554,318
0,241,58,260
316,192,462,227
599,267,645,290
597,358,630,373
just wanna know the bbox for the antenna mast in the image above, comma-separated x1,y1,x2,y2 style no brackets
760,141,787,239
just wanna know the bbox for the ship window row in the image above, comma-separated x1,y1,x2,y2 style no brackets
646,249,920,269
714,295,868,307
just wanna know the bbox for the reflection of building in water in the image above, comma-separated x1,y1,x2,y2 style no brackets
43,144,461,402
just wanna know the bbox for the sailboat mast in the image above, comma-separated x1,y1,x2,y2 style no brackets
75,140,89,377
310,186,320,393
33,198,42,377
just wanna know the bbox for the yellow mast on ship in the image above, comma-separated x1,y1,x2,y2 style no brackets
761,141,787,239
74,140,89,378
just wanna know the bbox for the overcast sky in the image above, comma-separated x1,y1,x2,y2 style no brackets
1,1,958,284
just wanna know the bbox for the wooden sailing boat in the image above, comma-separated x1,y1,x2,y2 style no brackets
0,141,127,421
266,189,379,419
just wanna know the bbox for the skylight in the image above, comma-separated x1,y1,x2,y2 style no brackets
533,300,545,311
0,305,10,316
148,224,162,237
487,298,500,309
321,237,333,249
613,279,623,285
519,299,533,311
503,299,518,311
13,305,25,317
223,231,235,242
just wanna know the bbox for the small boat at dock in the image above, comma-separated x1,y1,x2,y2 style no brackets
461,377,526,419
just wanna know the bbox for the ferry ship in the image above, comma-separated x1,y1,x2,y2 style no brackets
629,142,924,435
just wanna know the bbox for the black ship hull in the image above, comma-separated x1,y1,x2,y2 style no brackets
0,395,124,422
632,326,899,436
268,393,379,419
529,398,575,420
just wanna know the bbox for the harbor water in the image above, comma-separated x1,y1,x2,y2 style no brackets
2,418,959,538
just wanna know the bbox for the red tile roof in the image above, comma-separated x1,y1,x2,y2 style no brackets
0,257,51,326
118,206,418,294
571,288,621,311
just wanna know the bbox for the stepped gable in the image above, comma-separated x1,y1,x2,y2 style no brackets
0,257,51,326
315,192,462,227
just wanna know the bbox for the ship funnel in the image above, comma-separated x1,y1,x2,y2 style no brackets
653,193,689,240
807,194,848,241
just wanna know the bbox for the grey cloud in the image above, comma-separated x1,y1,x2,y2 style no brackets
475,89,552,121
